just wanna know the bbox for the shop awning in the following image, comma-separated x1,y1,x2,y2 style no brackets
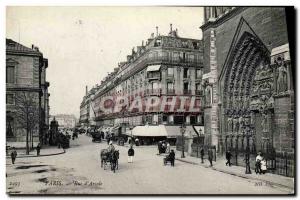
132,125,167,137
146,65,161,72
125,125,202,138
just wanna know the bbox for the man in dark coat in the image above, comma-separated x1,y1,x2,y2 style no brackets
168,150,175,166
225,150,232,166
200,148,204,163
36,143,41,156
157,141,162,155
10,147,17,164
128,146,135,163
208,148,213,167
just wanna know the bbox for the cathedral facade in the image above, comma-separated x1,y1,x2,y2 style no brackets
201,7,294,177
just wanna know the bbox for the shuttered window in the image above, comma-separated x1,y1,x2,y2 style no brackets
6,66,15,84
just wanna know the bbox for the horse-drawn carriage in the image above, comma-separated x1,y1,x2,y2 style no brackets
100,149,119,173
57,133,70,149
91,131,102,142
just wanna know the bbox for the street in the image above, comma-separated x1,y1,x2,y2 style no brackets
6,134,292,195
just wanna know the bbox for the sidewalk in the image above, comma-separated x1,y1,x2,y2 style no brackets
161,150,294,191
6,146,65,158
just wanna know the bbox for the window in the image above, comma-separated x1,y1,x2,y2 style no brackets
188,54,195,62
184,82,189,90
195,83,201,91
167,82,174,93
180,52,186,62
167,67,174,76
162,52,169,60
183,68,189,78
173,52,179,61
6,94,14,105
6,66,15,84
196,69,202,79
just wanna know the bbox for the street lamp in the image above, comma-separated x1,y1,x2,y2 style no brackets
180,123,186,158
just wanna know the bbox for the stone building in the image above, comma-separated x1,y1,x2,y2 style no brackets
201,7,294,176
80,26,204,140
50,114,77,129
6,39,50,143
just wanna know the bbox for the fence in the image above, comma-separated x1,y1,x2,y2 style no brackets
274,151,295,177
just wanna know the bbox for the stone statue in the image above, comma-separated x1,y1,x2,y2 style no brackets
277,62,288,93
261,113,269,133
250,111,255,126
227,117,233,133
205,85,211,106
233,117,239,133
239,116,244,129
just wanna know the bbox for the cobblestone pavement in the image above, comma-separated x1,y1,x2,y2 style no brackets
6,134,293,195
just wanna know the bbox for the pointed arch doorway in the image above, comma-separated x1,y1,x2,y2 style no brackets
220,32,276,167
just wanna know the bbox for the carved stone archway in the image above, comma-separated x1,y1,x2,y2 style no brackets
221,32,275,160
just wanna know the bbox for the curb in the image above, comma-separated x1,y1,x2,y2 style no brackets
169,156,294,192
6,149,66,159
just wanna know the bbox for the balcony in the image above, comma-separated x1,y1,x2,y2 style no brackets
146,89,161,96
195,90,203,96
183,89,192,95
147,73,161,80
167,89,175,95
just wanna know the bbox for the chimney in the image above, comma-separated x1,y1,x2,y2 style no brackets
127,55,132,62
156,26,158,37
142,40,144,47
170,23,173,32
151,33,154,38
85,86,88,96
31,44,34,49
137,46,142,52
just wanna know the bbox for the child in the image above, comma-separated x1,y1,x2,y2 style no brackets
260,158,267,174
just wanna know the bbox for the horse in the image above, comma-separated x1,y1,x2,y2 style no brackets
100,149,110,170
110,150,119,173
100,149,119,173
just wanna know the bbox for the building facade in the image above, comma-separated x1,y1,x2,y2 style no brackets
6,39,50,143
80,27,204,138
201,7,294,176
50,114,77,129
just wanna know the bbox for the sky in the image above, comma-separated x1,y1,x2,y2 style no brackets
6,6,204,118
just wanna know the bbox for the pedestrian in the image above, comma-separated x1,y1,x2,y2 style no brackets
255,152,263,174
166,142,171,153
162,141,166,153
36,143,41,156
158,141,162,155
225,150,232,166
10,147,17,165
168,149,175,166
128,146,135,163
135,138,139,146
208,148,213,167
260,158,267,174
107,141,115,153
200,147,204,163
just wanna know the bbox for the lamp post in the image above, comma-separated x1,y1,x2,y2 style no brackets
180,123,186,158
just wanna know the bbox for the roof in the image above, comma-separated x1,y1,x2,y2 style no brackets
6,38,42,56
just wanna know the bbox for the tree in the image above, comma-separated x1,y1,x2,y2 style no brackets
15,91,40,155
